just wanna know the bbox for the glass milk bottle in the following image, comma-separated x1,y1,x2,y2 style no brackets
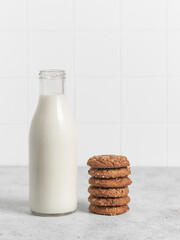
29,70,77,216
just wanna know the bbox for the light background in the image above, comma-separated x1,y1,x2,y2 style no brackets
0,0,180,166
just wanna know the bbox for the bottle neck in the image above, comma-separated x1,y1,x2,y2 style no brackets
39,70,66,95
39,78,65,95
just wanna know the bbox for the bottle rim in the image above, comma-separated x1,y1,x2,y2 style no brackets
39,69,66,80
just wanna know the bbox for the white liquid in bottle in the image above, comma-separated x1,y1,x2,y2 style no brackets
29,70,77,215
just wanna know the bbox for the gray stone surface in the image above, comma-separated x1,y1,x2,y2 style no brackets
0,167,180,240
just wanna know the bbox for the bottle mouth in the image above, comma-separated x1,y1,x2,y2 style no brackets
39,69,66,80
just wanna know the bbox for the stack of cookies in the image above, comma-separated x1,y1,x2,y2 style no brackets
87,155,132,216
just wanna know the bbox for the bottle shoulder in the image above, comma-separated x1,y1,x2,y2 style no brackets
29,95,76,134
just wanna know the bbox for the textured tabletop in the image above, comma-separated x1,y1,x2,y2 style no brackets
0,167,180,240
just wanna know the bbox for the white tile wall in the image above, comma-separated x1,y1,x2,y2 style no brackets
121,31,166,77
168,78,180,122
0,32,27,77
0,125,28,165
0,0,26,31
121,78,165,123
167,0,180,30
75,0,119,30
121,0,166,30
77,124,121,163
0,78,27,124
28,0,73,31
0,0,180,166
75,77,120,123
168,124,180,166
167,31,180,76
75,31,120,76
121,124,166,166
28,31,74,77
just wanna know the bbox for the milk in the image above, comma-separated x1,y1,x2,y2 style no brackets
29,94,77,215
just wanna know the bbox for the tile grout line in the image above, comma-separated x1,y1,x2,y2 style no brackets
3,28,180,32
73,75,180,78
165,0,168,167
1,122,180,126
119,0,122,154
1,75,180,79
0,123,28,126
25,0,29,164
76,122,178,125
26,0,29,132
1,28,180,33
73,0,76,120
